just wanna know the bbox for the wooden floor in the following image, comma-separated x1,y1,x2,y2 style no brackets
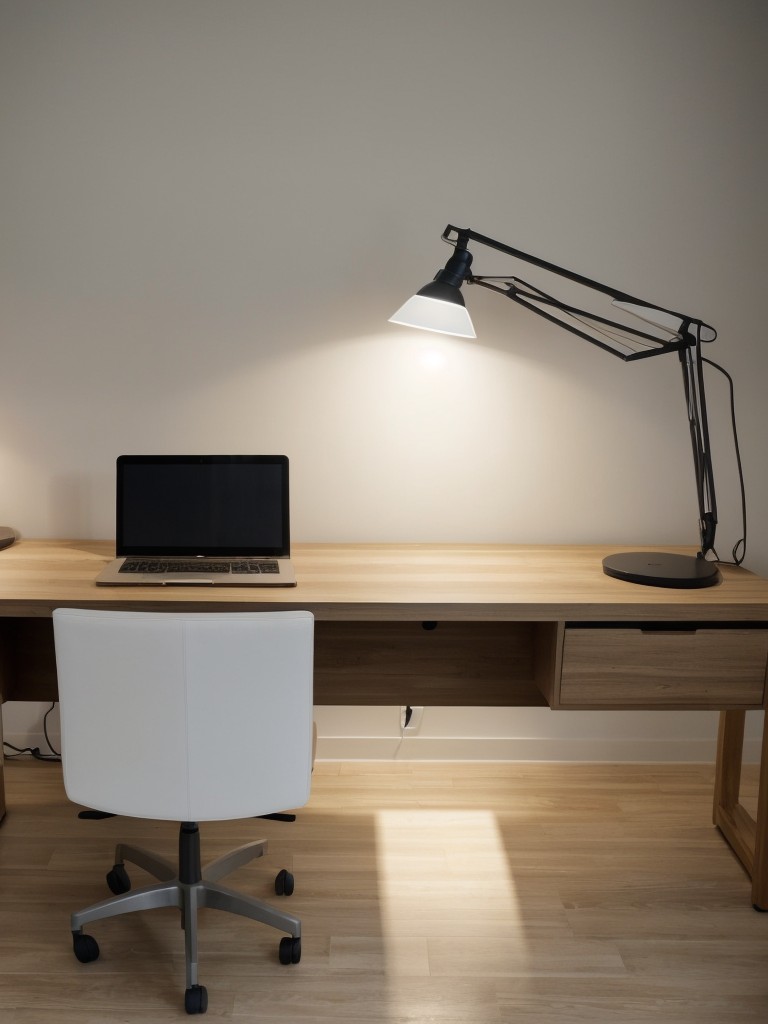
0,758,767,1022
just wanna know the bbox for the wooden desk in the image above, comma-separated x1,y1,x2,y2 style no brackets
2,539,767,908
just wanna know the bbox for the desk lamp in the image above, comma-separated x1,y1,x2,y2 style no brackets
390,224,742,588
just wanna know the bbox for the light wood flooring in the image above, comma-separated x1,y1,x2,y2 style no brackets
0,758,766,1022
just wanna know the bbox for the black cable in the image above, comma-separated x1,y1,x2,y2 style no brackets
702,356,747,566
3,741,60,762
3,701,62,762
43,701,61,758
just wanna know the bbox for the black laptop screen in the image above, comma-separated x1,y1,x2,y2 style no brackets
116,455,290,557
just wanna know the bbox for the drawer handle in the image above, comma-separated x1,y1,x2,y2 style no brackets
640,628,698,635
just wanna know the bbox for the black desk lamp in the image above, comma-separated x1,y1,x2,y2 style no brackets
390,224,739,589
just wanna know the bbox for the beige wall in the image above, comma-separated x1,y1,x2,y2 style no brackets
2,0,766,759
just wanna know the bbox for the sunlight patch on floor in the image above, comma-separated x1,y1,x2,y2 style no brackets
360,808,526,977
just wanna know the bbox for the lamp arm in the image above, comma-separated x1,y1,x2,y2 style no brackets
444,224,699,328
445,225,718,561
680,336,718,558
470,277,686,362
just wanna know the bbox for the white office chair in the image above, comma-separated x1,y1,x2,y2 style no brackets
52,608,314,1015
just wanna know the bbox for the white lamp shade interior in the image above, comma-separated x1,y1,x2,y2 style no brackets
389,294,476,338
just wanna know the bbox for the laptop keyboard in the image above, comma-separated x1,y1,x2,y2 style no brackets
119,559,280,575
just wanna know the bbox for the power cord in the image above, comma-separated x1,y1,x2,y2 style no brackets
702,356,747,567
3,702,61,762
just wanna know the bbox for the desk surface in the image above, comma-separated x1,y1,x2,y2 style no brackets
1,539,768,622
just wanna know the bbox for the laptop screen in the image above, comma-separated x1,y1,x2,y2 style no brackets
116,455,290,557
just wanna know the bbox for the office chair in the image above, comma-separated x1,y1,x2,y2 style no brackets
52,608,314,1015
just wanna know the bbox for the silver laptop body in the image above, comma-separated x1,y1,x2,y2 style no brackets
96,455,297,587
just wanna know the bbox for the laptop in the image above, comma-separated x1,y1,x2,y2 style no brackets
96,455,297,587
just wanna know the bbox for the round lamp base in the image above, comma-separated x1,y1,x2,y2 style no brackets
602,551,721,589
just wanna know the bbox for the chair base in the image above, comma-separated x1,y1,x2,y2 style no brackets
71,823,301,1013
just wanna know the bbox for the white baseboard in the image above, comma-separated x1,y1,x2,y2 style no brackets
4,702,763,765
316,735,762,763
8,730,760,764
314,706,764,763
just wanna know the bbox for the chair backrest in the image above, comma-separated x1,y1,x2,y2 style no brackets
53,609,314,822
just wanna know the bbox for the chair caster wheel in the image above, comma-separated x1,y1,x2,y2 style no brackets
279,936,301,964
275,868,295,896
106,863,131,894
72,931,100,963
185,984,208,1014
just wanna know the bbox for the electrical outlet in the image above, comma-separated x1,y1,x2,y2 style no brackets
401,705,424,732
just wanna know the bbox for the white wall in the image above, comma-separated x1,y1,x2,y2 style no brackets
1,0,766,760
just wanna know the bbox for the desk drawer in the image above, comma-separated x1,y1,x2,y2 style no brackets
558,627,768,709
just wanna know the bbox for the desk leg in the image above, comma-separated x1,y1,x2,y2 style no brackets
751,711,768,910
713,709,768,910
0,703,5,823
713,709,745,827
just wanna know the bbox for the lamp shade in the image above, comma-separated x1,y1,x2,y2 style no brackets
389,288,476,338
